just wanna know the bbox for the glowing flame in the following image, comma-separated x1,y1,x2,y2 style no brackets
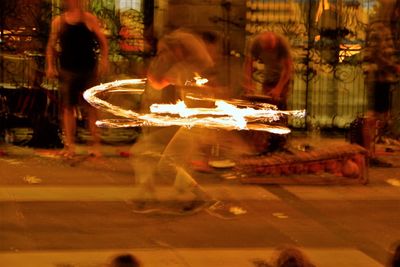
185,74,208,86
194,76,208,86
84,79,305,135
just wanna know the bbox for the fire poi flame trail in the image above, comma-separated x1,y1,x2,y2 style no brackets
83,79,305,134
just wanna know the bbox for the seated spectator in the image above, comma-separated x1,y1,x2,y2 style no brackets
109,253,141,267
388,241,400,267
272,245,316,267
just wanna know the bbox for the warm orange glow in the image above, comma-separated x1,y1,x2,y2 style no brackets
184,74,209,86
339,43,362,62
84,79,305,135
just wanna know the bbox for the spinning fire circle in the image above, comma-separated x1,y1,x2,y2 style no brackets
83,79,305,134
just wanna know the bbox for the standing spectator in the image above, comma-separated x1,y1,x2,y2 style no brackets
46,0,109,158
362,22,400,166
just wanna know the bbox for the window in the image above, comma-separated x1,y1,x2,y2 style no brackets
118,0,142,11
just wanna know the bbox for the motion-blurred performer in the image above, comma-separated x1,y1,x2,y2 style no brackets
130,28,217,214
46,0,109,158
363,22,400,166
242,31,294,154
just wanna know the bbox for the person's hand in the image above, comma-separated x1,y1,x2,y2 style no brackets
243,86,255,96
147,73,171,90
268,88,282,102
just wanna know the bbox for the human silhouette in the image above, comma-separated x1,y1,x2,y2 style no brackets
46,0,109,157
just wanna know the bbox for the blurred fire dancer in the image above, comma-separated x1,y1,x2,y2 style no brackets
242,31,294,154
46,0,109,158
130,28,216,213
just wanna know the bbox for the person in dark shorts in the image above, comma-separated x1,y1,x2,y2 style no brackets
46,0,109,157
242,31,294,154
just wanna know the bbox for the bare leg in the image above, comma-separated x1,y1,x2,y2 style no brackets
62,106,76,156
87,106,101,156
130,127,177,199
158,128,215,201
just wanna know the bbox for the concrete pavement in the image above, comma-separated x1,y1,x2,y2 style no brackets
1,140,400,267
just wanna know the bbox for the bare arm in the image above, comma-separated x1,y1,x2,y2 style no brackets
147,74,172,90
85,12,109,75
270,57,293,98
45,16,60,79
146,42,176,90
242,55,256,95
268,38,294,101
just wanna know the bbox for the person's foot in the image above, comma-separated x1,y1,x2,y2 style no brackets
155,199,215,215
88,147,102,158
180,199,214,213
205,200,239,220
131,201,161,214
58,149,75,159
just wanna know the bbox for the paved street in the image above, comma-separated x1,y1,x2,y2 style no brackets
0,140,400,267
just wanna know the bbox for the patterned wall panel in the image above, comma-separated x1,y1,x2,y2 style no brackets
245,0,399,130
